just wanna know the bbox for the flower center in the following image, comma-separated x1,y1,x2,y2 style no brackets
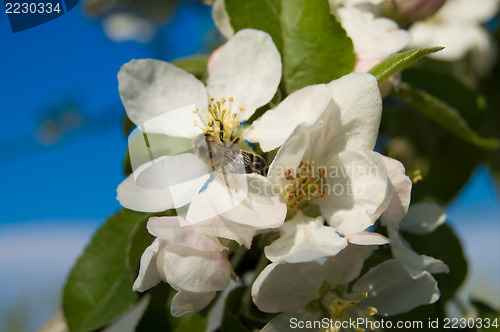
320,290,377,332
281,161,327,211
193,97,245,142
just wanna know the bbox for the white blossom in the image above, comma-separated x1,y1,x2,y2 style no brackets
133,217,232,317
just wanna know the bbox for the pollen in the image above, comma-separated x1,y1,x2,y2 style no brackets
201,97,244,142
281,161,327,211
320,290,378,332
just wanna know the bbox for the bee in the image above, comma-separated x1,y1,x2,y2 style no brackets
193,128,267,189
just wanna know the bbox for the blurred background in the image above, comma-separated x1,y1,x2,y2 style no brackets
0,1,498,331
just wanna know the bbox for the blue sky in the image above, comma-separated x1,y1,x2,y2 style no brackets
0,2,217,225
0,2,499,330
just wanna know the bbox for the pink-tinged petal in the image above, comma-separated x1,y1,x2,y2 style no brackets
133,239,162,292
265,211,347,263
323,244,376,287
347,231,389,245
399,202,446,234
243,84,332,152
251,262,324,313
118,59,208,127
147,216,226,252
379,154,412,228
170,290,216,317
157,244,231,293
353,259,441,316
207,29,282,120
116,154,210,212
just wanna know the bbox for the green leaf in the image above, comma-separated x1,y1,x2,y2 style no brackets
225,0,282,51
472,299,500,331
221,287,250,332
280,0,355,92
402,224,467,303
396,82,500,150
369,47,443,83
63,209,152,332
135,284,208,332
403,68,486,128
380,103,481,204
225,0,355,93
172,56,209,80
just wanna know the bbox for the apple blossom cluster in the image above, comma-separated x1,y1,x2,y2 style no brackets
115,25,451,330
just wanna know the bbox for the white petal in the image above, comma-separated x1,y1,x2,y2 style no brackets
353,259,441,316
116,154,210,212
380,155,412,228
265,211,347,263
326,73,382,153
127,130,194,173
207,29,282,120
338,7,410,59
317,150,391,235
437,0,498,23
157,244,231,293
118,59,208,127
212,0,234,39
266,122,319,185
147,217,226,252
171,290,216,317
139,104,203,138
399,202,446,234
323,244,375,287
133,239,162,292
347,231,389,245
243,84,332,152
388,227,449,275
187,175,286,247
251,262,324,313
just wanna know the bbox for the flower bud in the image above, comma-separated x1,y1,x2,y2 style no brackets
395,0,445,20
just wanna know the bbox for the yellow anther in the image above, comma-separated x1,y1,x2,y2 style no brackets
221,97,226,104
366,307,377,316
239,106,245,111
229,97,234,102
232,113,238,118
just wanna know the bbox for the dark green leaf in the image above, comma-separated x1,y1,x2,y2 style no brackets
402,224,467,303
380,102,481,204
136,283,208,332
221,287,250,332
225,0,282,52
63,209,152,332
472,299,500,331
396,82,499,150
280,0,355,92
172,56,209,81
225,0,355,93
403,68,486,128
368,47,443,84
